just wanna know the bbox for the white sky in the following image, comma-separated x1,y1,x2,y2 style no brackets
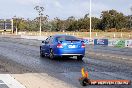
0,0,131,19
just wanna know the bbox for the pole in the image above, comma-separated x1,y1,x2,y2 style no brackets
89,0,92,39
34,6,44,36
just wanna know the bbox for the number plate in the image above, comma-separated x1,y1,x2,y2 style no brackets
68,45,76,48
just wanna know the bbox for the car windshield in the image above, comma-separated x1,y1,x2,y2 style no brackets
57,36,79,41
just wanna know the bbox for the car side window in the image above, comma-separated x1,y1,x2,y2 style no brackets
45,37,50,44
45,36,53,44
49,37,53,44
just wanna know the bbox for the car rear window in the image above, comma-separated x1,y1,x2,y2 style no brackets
56,36,79,41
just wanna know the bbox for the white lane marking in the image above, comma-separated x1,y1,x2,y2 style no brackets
102,72,132,80
122,58,128,60
95,54,101,56
89,53,130,60
102,55,106,56
0,74,26,88
110,56,115,58
88,51,131,60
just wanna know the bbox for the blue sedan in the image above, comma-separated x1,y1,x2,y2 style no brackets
40,35,85,60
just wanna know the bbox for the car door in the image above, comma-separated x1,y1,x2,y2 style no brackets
45,36,52,55
41,37,49,54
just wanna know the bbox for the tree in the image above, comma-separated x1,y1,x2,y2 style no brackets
13,17,27,31
66,16,77,31
91,17,101,30
11,9,131,32
100,10,127,31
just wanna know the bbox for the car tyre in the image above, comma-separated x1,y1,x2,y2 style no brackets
49,49,54,59
77,56,83,61
40,47,45,57
40,50,45,57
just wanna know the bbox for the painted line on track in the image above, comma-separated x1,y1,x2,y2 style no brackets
87,52,131,61
0,74,26,88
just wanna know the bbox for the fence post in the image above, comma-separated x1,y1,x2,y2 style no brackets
121,33,123,38
73,33,74,36
114,33,116,38
96,32,98,37
129,35,131,38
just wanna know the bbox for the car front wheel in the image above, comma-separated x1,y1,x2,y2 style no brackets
49,49,54,59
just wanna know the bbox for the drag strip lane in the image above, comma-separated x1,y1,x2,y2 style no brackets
0,38,132,88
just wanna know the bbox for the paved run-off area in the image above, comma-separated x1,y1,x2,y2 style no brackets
0,37,132,88
0,74,25,88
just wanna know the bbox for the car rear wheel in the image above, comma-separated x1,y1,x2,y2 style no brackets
49,49,54,59
77,56,83,61
40,50,45,57
40,46,45,57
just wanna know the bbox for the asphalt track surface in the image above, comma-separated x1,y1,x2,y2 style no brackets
0,37,132,88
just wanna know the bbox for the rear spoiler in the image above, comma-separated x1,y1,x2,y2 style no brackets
81,40,84,43
58,40,83,43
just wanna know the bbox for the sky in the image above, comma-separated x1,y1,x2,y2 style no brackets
0,0,132,20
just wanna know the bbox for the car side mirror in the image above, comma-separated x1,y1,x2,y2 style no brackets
42,41,45,43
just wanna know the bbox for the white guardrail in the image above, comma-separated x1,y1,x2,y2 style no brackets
21,35,47,40
108,39,132,48
125,40,132,48
83,38,132,48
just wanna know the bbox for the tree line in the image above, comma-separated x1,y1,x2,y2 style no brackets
13,9,132,32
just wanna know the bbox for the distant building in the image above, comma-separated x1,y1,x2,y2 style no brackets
0,19,12,32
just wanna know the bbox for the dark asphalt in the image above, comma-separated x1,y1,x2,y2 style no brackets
0,37,132,88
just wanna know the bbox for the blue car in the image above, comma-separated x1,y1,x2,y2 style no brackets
40,35,85,60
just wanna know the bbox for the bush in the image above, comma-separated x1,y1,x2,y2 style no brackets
106,28,118,32
80,29,89,32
